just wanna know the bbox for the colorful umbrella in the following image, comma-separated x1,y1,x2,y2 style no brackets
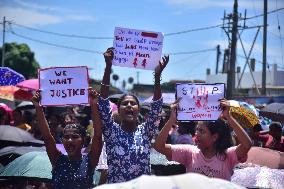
0,67,25,86
0,103,13,125
16,79,39,90
0,86,33,101
229,101,260,128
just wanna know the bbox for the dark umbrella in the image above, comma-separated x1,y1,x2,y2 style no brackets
15,101,34,110
0,126,44,148
259,103,284,122
0,151,52,182
0,151,101,184
0,67,25,86
109,93,124,105
0,146,46,166
150,149,185,176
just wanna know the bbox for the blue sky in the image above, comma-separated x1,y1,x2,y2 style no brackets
1,0,283,89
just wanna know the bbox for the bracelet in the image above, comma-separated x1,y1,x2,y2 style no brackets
101,83,110,87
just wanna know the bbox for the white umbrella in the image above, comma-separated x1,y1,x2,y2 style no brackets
95,173,245,189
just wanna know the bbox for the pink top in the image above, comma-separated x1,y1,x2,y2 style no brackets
171,145,240,180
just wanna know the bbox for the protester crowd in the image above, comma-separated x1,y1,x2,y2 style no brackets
0,48,283,189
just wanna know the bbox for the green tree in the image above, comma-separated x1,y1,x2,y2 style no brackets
1,42,40,79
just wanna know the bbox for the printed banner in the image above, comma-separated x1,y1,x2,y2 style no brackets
39,66,89,106
113,27,164,70
176,83,225,121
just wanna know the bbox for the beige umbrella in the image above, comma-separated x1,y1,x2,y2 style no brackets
95,173,245,189
245,147,284,169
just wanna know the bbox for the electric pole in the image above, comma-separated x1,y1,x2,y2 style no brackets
262,0,267,95
215,45,221,74
227,0,238,99
136,71,140,85
1,16,6,67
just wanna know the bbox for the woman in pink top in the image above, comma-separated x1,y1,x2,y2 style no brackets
154,99,252,180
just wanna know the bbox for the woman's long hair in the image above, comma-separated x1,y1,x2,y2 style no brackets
205,119,233,160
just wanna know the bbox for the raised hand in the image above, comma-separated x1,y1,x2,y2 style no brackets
103,47,115,68
219,99,231,120
155,54,169,76
169,97,181,122
31,90,41,108
89,88,100,105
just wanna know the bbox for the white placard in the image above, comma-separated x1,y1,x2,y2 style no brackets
39,66,89,106
113,27,164,70
176,83,225,121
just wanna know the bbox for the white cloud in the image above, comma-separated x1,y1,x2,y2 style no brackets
13,0,71,13
0,7,63,26
0,0,97,26
65,14,97,22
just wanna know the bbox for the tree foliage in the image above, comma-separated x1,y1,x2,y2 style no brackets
0,42,40,79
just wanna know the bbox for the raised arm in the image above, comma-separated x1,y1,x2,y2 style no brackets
153,55,169,101
31,91,60,167
89,89,103,170
220,99,252,161
153,99,179,160
100,47,114,99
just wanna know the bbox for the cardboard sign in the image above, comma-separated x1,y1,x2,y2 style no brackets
39,66,89,106
176,83,225,121
113,27,164,70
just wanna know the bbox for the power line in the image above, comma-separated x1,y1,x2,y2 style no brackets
9,29,215,56
8,21,223,38
245,7,284,20
9,21,113,40
236,53,284,69
9,30,104,54
167,48,215,55
164,24,223,36
4,7,284,40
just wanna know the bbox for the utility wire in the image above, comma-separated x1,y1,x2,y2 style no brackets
8,21,223,38
4,7,284,40
167,48,215,55
245,7,284,20
9,21,113,40
164,24,223,36
9,29,215,56
236,53,284,69
9,30,104,54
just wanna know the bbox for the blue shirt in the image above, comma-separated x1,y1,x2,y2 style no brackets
98,97,162,183
52,154,94,189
